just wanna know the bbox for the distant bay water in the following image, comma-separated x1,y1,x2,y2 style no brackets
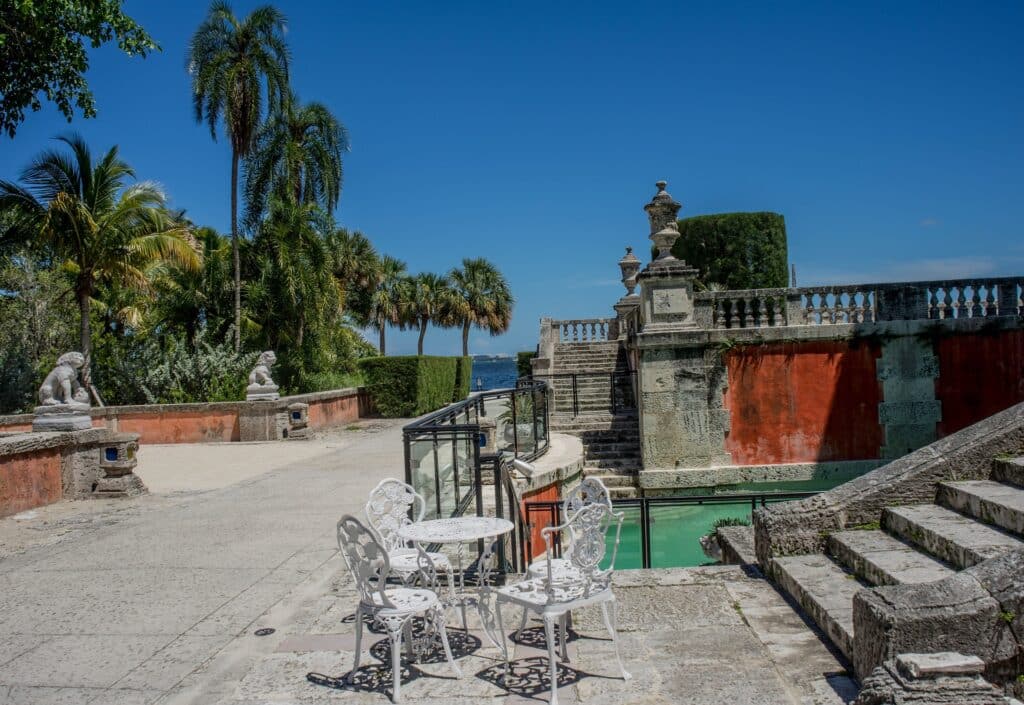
470,357,518,392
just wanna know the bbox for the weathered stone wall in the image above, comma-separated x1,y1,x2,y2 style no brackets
0,387,372,444
635,316,1024,486
853,550,1024,684
753,400,1024,567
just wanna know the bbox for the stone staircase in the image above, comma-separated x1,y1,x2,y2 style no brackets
771,456,1024,663
545,341,642,498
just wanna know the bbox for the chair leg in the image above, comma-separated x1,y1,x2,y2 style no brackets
543,614,559,705
403,620,415,662
348,604,364,684
515,606,529,639
385,618,406,703
600,599,631,681
558,613,569,662
433,606,463,679
496,599,511,682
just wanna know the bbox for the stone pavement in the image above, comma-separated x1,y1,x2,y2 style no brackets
0,420,408,705
222,567,857,705
0,418,858,705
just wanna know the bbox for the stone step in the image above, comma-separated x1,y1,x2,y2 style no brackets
770,554,864,660
882,504,1024,569
584,473,638,488
992,457,1024,488
583,466,638,477
608,486,639,499
583,441,642,454
588,458,642,471
827,530,954,586
937,480,1024,536
584,447,642,461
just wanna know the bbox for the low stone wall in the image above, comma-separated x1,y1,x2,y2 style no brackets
0,428,145,517
753,400,1024,568
0,387,372,445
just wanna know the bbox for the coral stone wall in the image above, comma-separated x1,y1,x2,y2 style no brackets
0,446,63,517
721,329,1024,466
936,329,1024,436
112,410,241,444
723,340,884,465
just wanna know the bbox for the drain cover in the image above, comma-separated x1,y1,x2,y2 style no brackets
254,627,276,636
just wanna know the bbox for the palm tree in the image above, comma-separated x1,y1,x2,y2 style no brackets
244,90,349,227
449,257,514,356
326,226,378,315
362,255,408,356
0,134,199,383
409,272,455,356
187,1,289,351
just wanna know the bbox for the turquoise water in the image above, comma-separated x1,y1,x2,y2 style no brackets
601,473,866,569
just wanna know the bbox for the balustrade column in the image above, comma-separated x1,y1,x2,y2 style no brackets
997,282,1019,317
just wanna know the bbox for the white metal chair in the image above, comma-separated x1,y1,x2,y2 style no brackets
365,479,453,585
525,477,612,581
492,502,630,705
336,515,462,703
514,477,612,638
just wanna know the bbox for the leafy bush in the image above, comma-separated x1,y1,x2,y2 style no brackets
671,212,788,290
516,351,536,378
453,356,472,401
358,355,460,417
92,330,256,405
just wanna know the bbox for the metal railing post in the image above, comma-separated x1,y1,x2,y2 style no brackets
511,390,519,457
572,373,579,417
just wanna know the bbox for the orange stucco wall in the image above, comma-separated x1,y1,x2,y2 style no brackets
936,329,1024,436
523,483,561,560
0,447,63,518
723,340,884,465
307,393,364,429
113,410,241,444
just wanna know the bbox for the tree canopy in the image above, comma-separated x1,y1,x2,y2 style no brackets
0,0,158,138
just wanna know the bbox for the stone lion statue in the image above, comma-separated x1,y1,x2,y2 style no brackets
38,351,91,408
247,351,278,390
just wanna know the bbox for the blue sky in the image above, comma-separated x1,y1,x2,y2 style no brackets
3,0,1023,355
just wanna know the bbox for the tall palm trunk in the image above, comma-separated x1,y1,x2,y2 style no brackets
378,324,386,356
231,150,241,352
461,321,470,357
417,318,428,356
77,278,92,386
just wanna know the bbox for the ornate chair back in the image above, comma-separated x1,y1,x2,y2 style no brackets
541,503,623,600
365,479,425,553
336,514,394,609
563,477,612,517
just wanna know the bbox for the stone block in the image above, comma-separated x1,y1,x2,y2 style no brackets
854,654,1005,705
32,411,91,432
896,652,985,678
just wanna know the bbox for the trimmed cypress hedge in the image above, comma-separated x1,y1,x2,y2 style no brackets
671,212,788,290
357,356,460,417
453,356,472,402
517,351,536,378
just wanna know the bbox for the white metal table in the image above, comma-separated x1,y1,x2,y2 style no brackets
397,516,514,628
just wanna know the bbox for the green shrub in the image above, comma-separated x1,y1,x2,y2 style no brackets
453,356,472,401
358,356,460,417
517,351,536,378
671,212,788,290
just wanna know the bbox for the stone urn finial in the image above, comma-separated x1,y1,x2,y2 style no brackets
618,246,641,296
644,180,682,263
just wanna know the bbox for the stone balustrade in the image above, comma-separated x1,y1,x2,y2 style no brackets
694,277,1023,330
551,318,613,343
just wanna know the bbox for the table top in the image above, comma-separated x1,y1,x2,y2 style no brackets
397,516,514,544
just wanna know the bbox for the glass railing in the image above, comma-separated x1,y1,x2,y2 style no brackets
402,381,550,522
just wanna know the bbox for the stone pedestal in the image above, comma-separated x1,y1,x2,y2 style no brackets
32,406,92,432
239,404,287,441
246,385,280,402
286,402,309,440
636,260,700,333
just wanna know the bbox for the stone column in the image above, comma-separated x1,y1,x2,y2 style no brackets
632,182,731,477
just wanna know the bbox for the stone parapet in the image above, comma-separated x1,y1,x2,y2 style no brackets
753,401,1024,568
0,427,146,516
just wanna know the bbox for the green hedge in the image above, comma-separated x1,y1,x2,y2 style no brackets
357,355,461,417
517,351,536,378
671,212,788,290
453,356,472,402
